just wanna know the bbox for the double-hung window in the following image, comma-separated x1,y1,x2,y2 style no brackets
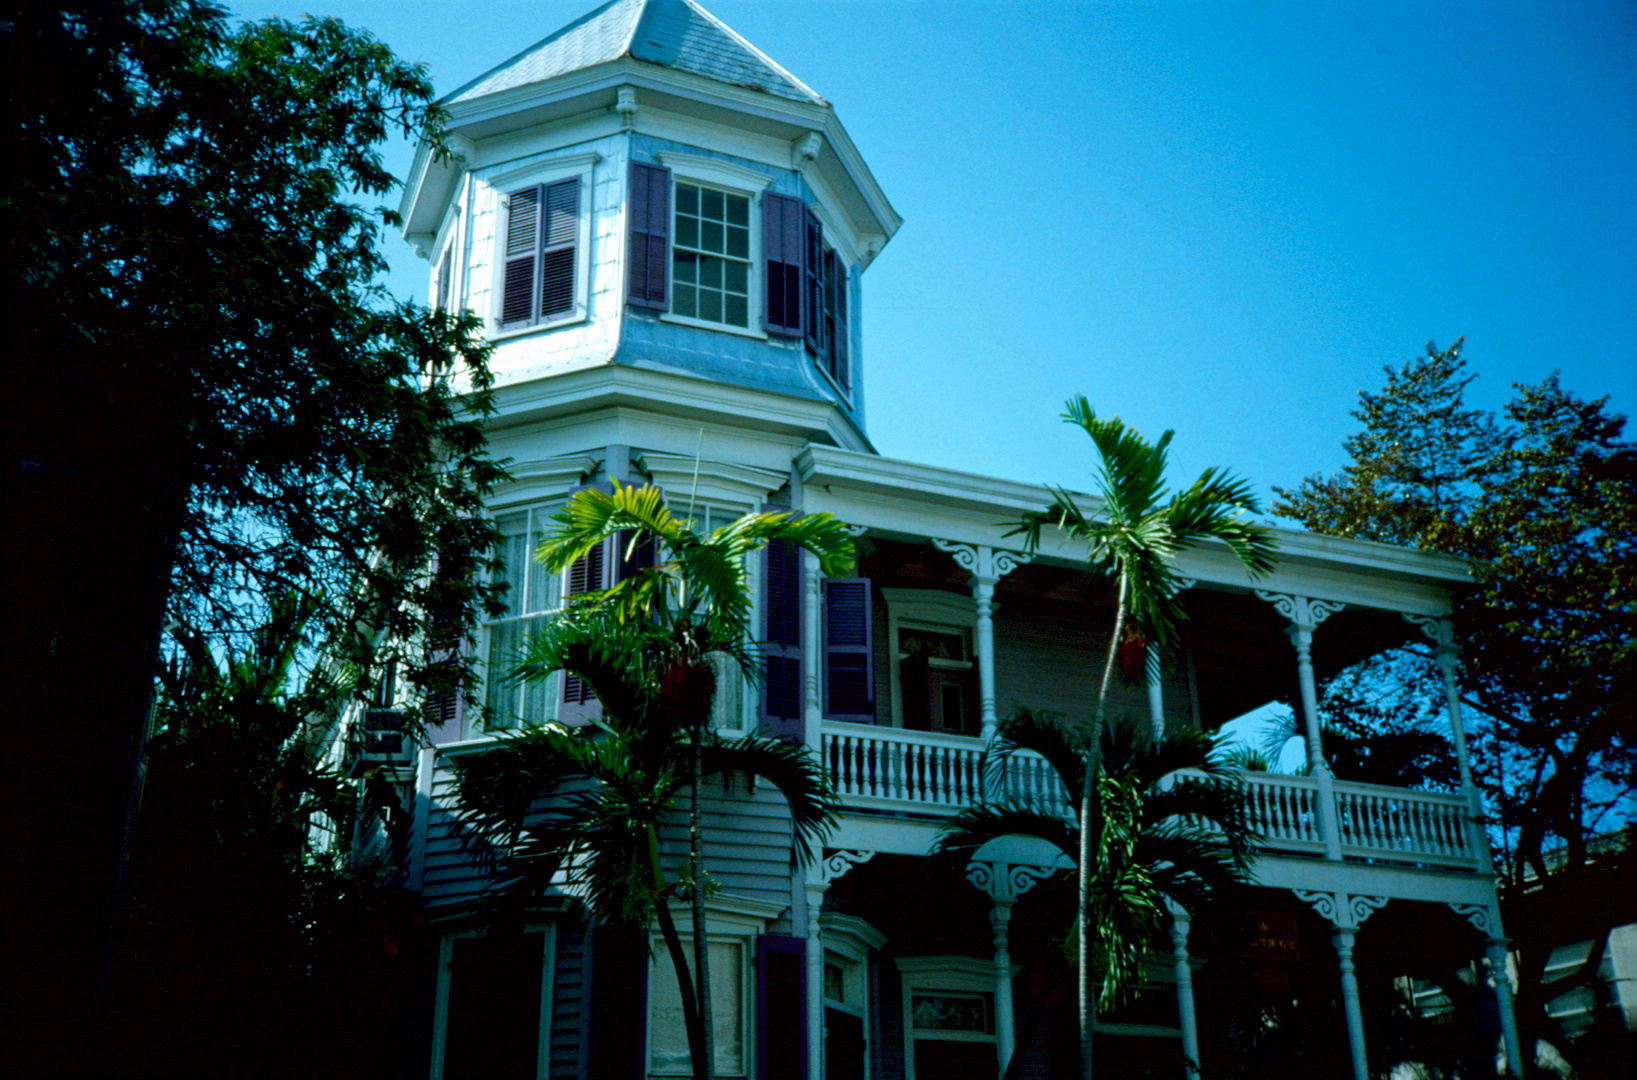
672,182,751,328
628,154,852,386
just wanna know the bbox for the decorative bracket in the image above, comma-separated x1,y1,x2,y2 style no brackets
931,539,1032,583
1404,612,1457,651
966,861,1057,903
793,132,823,171
1294,890,1389,930
819,849,875,885
1256,591,1347,630
1447,903,1492,936
615,87,638,131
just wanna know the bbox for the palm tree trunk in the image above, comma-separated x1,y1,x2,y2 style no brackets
649,825,710,1080
1080,571,1129,1080
690,719,715,1079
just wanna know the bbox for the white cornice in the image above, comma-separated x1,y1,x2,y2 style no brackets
488,365,873,455
634,451,786,507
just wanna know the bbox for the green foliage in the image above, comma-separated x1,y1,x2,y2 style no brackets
8,0,508,712
106,594,418,1077
935,707,1256,1010
1010,398,1274,1078
1010,396,1278,686
1273,339,1636,1067
456,483,850,1079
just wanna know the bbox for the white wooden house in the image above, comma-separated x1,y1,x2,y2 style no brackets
361,2,1526,1076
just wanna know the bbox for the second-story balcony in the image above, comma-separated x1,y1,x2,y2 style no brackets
819,719,1486,874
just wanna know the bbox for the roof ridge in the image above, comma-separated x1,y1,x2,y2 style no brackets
678,0,825,105
620,0,647,58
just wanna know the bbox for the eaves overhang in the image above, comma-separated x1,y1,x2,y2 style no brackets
484,363,875,454
401,58,900,262
799,444,1476,612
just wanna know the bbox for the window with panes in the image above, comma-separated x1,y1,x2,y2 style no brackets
671,183,751,328
484,507,562,730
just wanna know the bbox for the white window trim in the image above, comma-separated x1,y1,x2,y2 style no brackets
489,151,600,338
656,152,772,338
430,921,558,1080
896,955,999,1080
647,895,786,1080
882,588,978,730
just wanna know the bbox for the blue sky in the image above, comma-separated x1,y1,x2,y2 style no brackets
259,0,1636,511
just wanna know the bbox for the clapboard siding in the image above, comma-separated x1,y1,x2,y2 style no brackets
993,606,1195,731
421,752,489,911
657,784,799,916
420,748,796,920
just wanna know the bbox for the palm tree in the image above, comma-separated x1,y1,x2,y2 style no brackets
1006,396,1277,1078
458,482,854,1079
934,707,1256,1080
451,695,834,1080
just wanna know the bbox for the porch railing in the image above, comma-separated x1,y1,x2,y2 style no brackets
818,721,1483,871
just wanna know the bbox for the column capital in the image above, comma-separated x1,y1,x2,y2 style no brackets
965,861,1057,903
931,539,1032,584
1404,612,1457,651
1256,590,1347,632
1448,903,1495,936
1295,890,1389,930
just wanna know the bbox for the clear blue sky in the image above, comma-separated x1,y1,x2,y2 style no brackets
258,0,1637,512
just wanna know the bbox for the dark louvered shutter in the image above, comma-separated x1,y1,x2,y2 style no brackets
627,161,670,310
760,510,803,739
501,185,541,328
804,206,825,358
756,935,805,1080
539,178,579,319
613,527,658,582
762,193,805,337
833,258,850,389
435,243,452,314
824,578,874,720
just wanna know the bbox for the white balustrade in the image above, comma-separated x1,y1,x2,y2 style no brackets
1331,779,1473,866
820,723,1481,871
820,721,1063,814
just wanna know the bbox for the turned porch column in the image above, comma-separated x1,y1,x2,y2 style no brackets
967,861,1054,1075
806,850,875,1080
931,541,1030,746
1258,592,1346,859
1297,890,1387,1080
1168,904,1201,1079
1449,903,1525,1077
1405,614,1495,866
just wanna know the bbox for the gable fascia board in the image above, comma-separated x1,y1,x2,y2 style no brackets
487,365,873,453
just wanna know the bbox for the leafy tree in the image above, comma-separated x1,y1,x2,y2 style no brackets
1273,340,1636,1072
5,2,505,1069
102,592,420,1077
1008,396,1277,1078
934,707,1256,1080
458,484,853,1079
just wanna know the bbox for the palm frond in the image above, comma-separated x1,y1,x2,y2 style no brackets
701,733,839,866
932,801,1079,869
986,704,1091,798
